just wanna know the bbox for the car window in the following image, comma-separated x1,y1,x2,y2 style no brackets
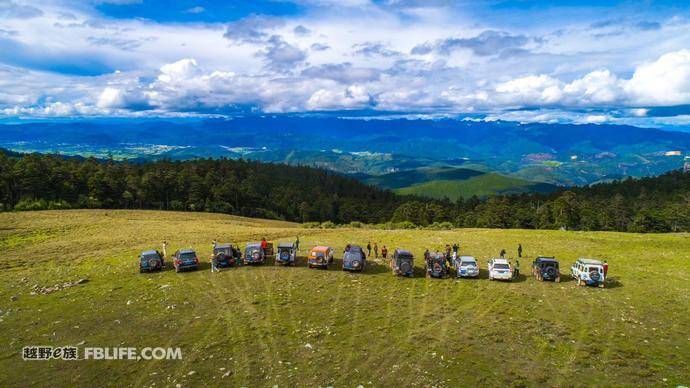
460,261,476,267
494,263,510,270
142,253,159,261
588,267,600,272
179,252,196,260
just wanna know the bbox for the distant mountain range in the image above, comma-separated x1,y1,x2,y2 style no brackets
1,116,688,197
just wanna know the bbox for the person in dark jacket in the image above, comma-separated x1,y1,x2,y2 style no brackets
366,242,372,257
500,249,506,259
518,244,523,258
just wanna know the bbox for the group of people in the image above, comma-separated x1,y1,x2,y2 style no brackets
420,243,525,276
365,242,388,259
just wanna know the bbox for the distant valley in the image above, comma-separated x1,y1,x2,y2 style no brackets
1,116,688,198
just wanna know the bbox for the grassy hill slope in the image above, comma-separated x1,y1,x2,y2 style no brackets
395,172,559,200
0,210,688,386
362,167,485,189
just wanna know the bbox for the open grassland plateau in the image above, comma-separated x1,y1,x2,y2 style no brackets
0,210,688,387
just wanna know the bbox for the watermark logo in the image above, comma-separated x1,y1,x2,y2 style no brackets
23,346,78,361
22,346,182,361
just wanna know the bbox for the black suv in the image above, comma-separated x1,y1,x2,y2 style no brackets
532,256,560,282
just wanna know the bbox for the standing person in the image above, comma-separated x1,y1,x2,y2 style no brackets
500,249,506,259
603,260,609,277
213,240,218,249
518,244,523,258
162,241,168,258
381,246,388,259
452,243,459,256
260,237,268,257
373,242,379,259
514,258,520,278
295,236,300,252
445,244,452,259
210,253,219,273
366,242,372,257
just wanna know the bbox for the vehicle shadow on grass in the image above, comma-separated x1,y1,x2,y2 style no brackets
321,258,389,274
603,277,623,289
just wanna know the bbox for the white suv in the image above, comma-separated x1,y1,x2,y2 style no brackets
488,258,513,281
455,255,479,278
570,258,606,288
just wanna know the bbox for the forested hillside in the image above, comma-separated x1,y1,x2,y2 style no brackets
1,151,688,232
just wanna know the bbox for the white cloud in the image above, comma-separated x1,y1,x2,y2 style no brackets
2,2,690,123
495,75,563,105
624,49,690,106
306,85,372,110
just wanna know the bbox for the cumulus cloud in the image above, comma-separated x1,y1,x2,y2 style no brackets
624,50,690,106
0,0,43,19
412,30,531,57
352,42,400,57
293,25,311,36
223,16,283,44
301,63,380,83
495,74,563,105
310,42,330,51
306,85,373,110
258,35,307,72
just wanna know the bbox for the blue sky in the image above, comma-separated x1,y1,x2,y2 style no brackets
2,0,690,127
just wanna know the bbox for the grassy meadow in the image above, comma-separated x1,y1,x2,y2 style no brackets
0,210,688,387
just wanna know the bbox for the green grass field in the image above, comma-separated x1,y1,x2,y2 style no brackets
395,173,557,200
1,210,688,387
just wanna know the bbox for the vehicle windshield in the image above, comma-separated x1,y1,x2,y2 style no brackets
142,253,159,261
494,263,510,270
588,267,601,272
179,252,196,260
460,261,476,267
215,248,232,255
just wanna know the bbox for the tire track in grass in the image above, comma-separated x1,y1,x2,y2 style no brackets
324,260,352,383
254,264,296,385
555,303,592,385
340,270,365,386
167,269,242,386
232,263,277,383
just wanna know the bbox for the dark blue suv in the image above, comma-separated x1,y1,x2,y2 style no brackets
532,256,560,282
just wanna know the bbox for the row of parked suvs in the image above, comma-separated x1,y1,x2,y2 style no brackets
137,242,608,287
